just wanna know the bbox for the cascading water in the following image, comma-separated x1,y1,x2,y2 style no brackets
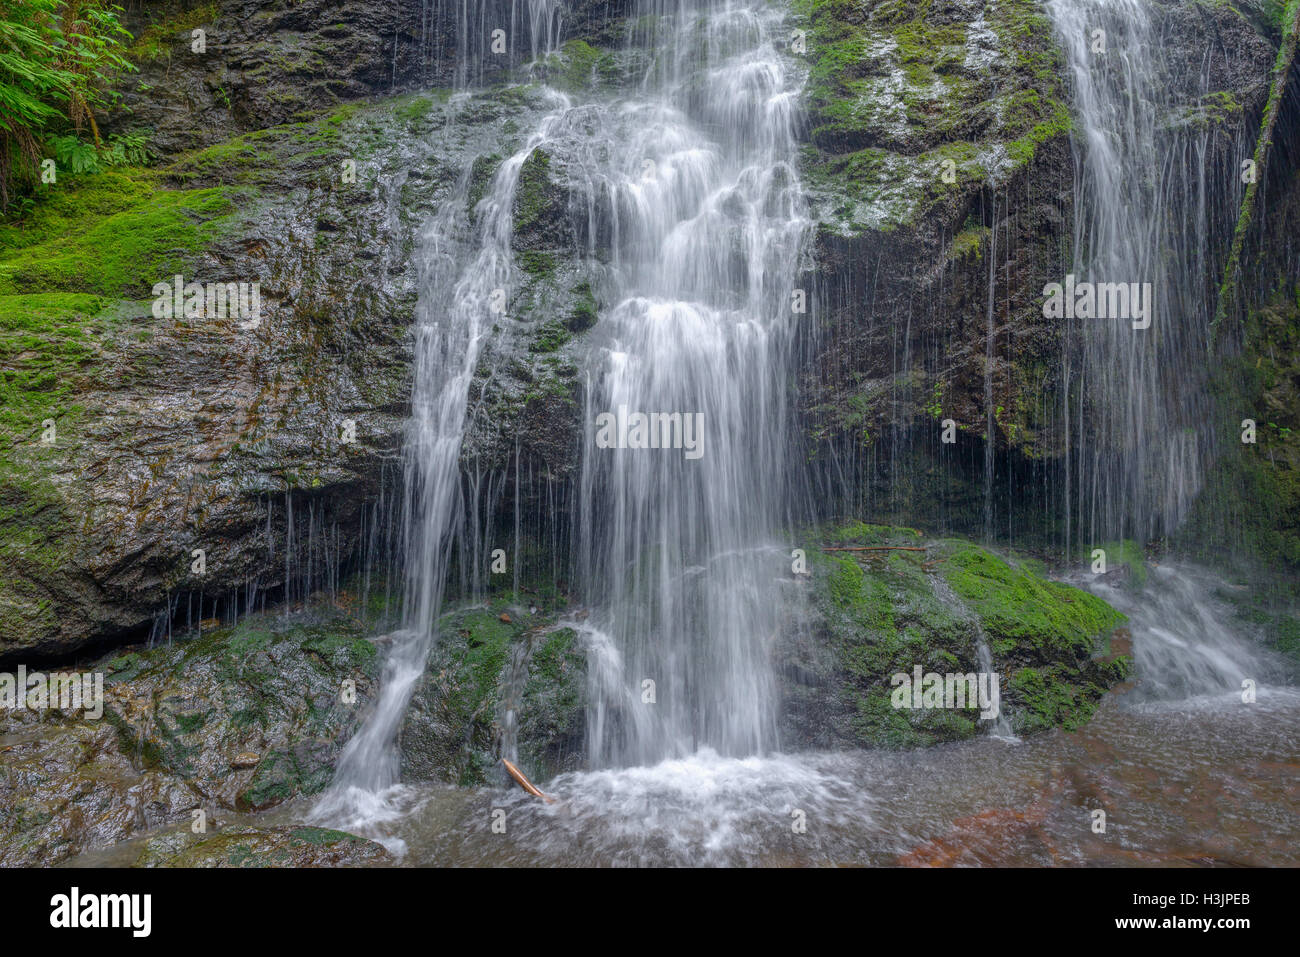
300,0,1295,864
314,0,812,827
1046,0,1239,551
570,0,810,767
1045,0,1278,710
313,24,572,834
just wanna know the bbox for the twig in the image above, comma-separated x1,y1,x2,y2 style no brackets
503,758,555,803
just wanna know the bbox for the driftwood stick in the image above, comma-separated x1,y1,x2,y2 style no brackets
503,758,555,803
822,546,926,553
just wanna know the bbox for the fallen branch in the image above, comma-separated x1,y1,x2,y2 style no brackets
822,546,927,553
503,758,555,803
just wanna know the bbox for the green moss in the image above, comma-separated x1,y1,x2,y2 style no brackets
567,281,599,331
1080,539,1148,586
514,148,559,235
518,250,557,278
528,319,571,353
940,543,1125,658
468,154,502,211
545,39,621,91
798,0,1071,236
797,525,1128,748
127,3,220,63
0,170,234,298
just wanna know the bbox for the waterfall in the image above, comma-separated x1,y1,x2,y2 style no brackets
314,0,809,826
1046,0,1236,550
313,7,572,832
571,0,810,766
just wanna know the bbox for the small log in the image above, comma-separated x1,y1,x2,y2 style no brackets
502,758,555,803
822,546,926,553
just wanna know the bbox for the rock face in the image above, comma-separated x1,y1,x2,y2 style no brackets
2,0,1284,662
0,609,378,866
794,0,1278,535
0,84,588,660
778,523,1131,749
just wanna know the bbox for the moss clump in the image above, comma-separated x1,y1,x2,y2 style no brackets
467,154,502,211
544,39,622,92
127,3,220,63
529,319,571,353
567,280,599,331
513,148,565,238
518,249,557,278
796,0,1071,235
940,543,1125,658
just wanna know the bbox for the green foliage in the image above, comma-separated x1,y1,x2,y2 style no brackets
0,0,136,208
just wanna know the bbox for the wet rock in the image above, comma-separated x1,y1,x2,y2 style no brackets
0,85,572,661
399,598,586,787
795,0,1277,526
0,609,377,866
134,825,393,867
776,524,1130,749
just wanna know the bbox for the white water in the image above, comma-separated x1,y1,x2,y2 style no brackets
313,0,812,829
572,0,810,767
314,46,573,836
1076,563,1292,704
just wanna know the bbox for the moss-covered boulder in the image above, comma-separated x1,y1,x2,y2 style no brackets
399,596,586,787
0,608,378,866
778,523,1129,747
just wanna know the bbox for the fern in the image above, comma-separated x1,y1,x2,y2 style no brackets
0,0,135,209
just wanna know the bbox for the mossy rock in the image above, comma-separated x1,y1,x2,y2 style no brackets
780,524,1129,748
399,597,586,786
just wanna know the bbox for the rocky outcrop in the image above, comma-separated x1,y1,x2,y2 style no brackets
110,0,636,155
0,608,378,866
778,523,1131,748
0,82,595,660
399,596,587,787
1,0,1287,669
794,0,1278,533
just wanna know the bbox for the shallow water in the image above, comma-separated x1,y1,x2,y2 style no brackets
367,685,1298,867
63,561,1298,868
